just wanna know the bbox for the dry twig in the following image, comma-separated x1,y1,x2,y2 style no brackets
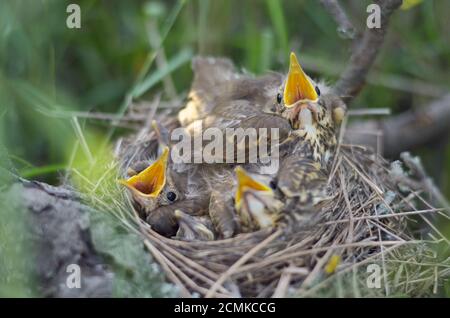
334,0,403,104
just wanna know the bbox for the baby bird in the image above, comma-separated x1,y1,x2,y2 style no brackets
120,147,185,235
234,167,283,232
273,53,346,217
118,123,210,237
178,56,293,157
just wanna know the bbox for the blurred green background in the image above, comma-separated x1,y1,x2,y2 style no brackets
1,0,449,195
0,0,449,297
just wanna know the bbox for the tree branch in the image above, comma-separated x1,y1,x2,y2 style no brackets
333,0,403,104
319,0,356,39
346,94,450,157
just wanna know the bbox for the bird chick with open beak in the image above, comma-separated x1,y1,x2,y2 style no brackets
121,147,174,213
120,147,184,235
120,141,212,239
272,52,347,217
168,52,346,236
275,52,346,132
234,166,283,232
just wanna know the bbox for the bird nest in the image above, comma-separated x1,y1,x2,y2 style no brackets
110,104,445,298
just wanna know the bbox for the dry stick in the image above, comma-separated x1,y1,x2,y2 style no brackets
272,269,293,298
143,240,192,297
235,240,412,274
145,223,271,248
165,259,231,298
300,230,347,290
369,218,406,242
339,169,355,243
319,0,356,38
300,243,403,297
347,94,450,157
302,246,337,289
412,192,450,221
339,190,377,216
153,244,231,295
388,259,450,268
149,236,221,280
343,155,383,195
348,108,391,116
343,154,400,231
256,281,279,298
145,235,236,296
205,230,282,298
420,215,450,246
65,111,147,122
144,227,200,248
144,239,231,298
302,53,447,98
344,154,398,226
374,210,390,296
319,208,445,225
328,155,342,186
268,235,316,259
334,0,403,104
285,267,310,276
402,192,450,245
328,114,347,185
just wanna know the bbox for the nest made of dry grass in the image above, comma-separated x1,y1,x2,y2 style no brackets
111,102,448,298
132,148,439,297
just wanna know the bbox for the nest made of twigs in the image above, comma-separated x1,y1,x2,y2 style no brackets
112,102,446,298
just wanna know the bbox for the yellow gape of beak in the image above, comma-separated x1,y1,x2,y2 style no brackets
235,167,271,209
120,147,169,198
283,52,318,107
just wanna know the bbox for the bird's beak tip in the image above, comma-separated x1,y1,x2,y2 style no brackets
289,52,300,69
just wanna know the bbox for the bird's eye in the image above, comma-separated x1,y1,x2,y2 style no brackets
166,191,177,202
276,93,282,104
315,86,321,96
269,180,277,190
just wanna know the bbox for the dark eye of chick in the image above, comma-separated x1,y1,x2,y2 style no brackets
315,86,321,96
269,180,277,190
276,93,282,104
166,191,177,202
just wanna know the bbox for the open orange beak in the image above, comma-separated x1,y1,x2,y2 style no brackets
120,147,169,198
235,166,271,209
283,52,318,107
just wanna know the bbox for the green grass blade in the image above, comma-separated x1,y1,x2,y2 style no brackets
20,163,67,178
131,47,193,99
265,0,289,55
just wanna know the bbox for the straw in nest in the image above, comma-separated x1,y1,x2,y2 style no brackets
109,104,449,298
